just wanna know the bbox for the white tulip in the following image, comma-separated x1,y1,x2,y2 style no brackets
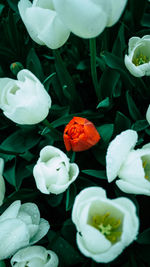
106,129,150,195
33,146,79,194
18,0,70,49
124,35,150,77
72,186,139,263
18,0,127,48
0,158,5,206
11,246,59,267
0,200,50,260
53,0,128,38
0,69,51,125
146,105,150,124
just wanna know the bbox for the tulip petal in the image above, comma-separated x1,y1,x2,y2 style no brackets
0,219,30,260
116,180,150,195
54,0,109,38
30,218,50,245
19,203,40,225
0,200,21,222
0,175,5,206
106,130,138,182
11,246,47,263
128,37,140,53
107,0,127,27
146,105,150,124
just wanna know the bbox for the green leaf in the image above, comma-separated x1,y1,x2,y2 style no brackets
82,169,106,179
46,193,63,207
97,97,110,109
6,0,19,12
97,124,114,145
137,228,150,244
112,24,126,57
98,69,120,100
0,4,4,16
132,120,149,131
141,13,150,27
66,183,77,211
126,91,142,121
114,111,131,135
26,48,44,81
0,128,41,153
129,0,147,24
100,51,135,88
4,158,16,188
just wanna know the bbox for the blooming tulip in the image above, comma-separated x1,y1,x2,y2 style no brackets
0,69,51,125
72,186,139,263
33,146,79,194
106,129,150,195
11,246,59,267
0,158,5,206
18,0,127,49
0,200,50,260
124,35,150,77
18,0,70,49
63,117,100,152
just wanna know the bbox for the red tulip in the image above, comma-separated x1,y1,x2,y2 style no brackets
63,117,100,152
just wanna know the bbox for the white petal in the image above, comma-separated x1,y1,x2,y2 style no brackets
0,200,21,222
11,246,47,263
77,225,111,255
0,175,5,206
30,218,50,245
106,130,138,182
72,187,106,227
19,203,40,225
116,180,150,195
54,0,109,38
46,250,59,267
124,55,146,77
128,37,140,53
0,219,30,260
0,158,4,175
107,0,127,27
146,105,150,124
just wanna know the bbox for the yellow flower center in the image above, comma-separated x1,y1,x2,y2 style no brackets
142,160,150,181
132,54,149,66
90,212,122,243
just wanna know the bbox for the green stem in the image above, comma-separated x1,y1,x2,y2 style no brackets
42,119,62,139
89,38,99,97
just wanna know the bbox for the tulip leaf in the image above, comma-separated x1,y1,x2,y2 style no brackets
141,13,150,27
97,124,114,145
4,157,16,188
114,111,131,135
97,97,110,109
26,48,44,81
82,169,107,179
65,183,77,211
126,91,142,121
137,228,150,244
6,0,19,12
0,128,41,153
61,219,76,246
0,4,4,16
46,193,63,207
132,120,149,131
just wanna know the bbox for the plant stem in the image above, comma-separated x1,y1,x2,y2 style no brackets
42,119,62,139
89,38,99,97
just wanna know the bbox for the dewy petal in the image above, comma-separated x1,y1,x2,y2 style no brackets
146,105,150,124
29,218,50,245
106,0,127,27
106,130,138,182
0,200,21,222
19,203,40,225
33,164,51,194
46,250,59,267
0,218,30,260
54,0,109,38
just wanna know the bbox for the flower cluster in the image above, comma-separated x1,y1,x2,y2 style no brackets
0,0,150,266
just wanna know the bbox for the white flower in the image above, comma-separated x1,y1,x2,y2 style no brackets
0,158,5,206
18,0,70,49
54,0,127,38
0,69,51,125
106,129,150,195
10,246,59,267
33,146,79,194
72,186,139,263
124,35,150,77
0,200,50,260
18,0,127,48
146,105,150,124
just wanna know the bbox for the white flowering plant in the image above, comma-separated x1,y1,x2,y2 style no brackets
0,0,150,266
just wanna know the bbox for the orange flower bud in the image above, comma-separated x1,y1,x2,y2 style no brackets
63,117,100,152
